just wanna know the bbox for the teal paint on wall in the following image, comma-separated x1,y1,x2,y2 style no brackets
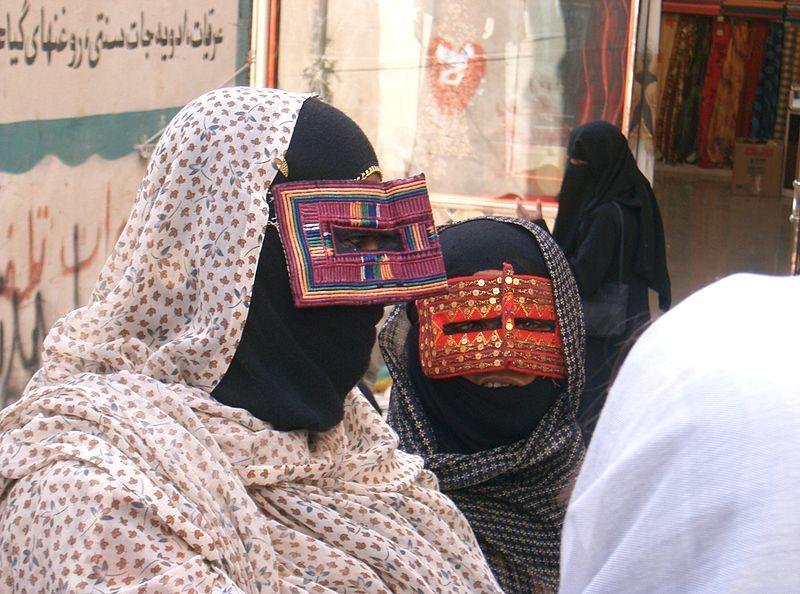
237,0,253,86
1,1,253,174
0,108,180,173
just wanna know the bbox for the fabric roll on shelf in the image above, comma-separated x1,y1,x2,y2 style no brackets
787,0,800,21
663,1,722,15
722,0,786,20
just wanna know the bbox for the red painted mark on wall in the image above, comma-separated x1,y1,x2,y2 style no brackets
2,211,46,303
59,225,102,276
1,191,126,304
427,37,487,115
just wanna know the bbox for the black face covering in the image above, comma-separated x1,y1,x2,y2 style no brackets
406,220,564,454
551,161,593,255
552,121,671,310
212,96,384,432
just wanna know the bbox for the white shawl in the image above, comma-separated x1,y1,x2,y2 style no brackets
560,273,800,593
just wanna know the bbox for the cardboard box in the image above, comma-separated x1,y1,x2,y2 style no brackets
732,139,784,197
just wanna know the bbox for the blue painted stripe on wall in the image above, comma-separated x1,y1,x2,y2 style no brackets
236,0,253,86
0,108,180,173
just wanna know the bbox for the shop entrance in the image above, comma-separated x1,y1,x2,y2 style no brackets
653,4,800,302
654,165,795,304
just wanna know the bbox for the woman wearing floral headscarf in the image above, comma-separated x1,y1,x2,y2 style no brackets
0,88,501,593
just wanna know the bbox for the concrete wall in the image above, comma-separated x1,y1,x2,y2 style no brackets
0,0,251,403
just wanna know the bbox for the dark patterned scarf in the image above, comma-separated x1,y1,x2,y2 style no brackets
381,217,585,592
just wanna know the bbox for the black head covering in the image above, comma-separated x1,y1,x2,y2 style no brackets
553,121,671,310
212,96,383,432
404,220,563,454
271,96,379,183
382,216,585,592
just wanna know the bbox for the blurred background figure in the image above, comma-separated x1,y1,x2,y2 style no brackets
560,273,800,593
552,121,671,442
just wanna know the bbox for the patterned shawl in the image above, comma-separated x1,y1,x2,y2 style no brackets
0,88,502,593
382,217,586,593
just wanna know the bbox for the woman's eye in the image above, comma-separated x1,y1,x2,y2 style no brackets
443,318,501,335
451,322,482,333
516,318,554,332
334,229,403,253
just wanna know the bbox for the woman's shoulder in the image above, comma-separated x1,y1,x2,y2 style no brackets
584,202,624,233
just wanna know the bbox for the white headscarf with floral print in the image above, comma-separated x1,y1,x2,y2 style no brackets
0,88,501,593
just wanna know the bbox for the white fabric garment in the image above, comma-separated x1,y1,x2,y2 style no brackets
0,88,502,593
560,273,800,594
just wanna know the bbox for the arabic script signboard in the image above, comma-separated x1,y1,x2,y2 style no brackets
1,0,244,122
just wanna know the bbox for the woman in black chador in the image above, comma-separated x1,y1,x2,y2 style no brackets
553,121,671,441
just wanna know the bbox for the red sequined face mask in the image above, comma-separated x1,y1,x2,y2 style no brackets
417,263,566,380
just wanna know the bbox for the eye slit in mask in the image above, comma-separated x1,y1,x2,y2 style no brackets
515,317,555,333
332,227,404,253
443,317,555,335
443,318,501,335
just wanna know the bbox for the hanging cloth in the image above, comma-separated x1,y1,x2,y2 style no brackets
774,22,799,139
656,13,681,119
749,21,785,140
657,16,701,163
736,20,770,138
696,18,733,165
704,20,752,166
674,17,714,162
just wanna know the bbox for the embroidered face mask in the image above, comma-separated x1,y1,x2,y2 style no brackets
272,173,448,307
417,263,566,380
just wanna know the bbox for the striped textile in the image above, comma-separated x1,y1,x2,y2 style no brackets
272,174,448,307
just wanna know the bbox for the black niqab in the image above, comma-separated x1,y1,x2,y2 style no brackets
406,220,563,454
212,96,383,432
553,121,671,310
